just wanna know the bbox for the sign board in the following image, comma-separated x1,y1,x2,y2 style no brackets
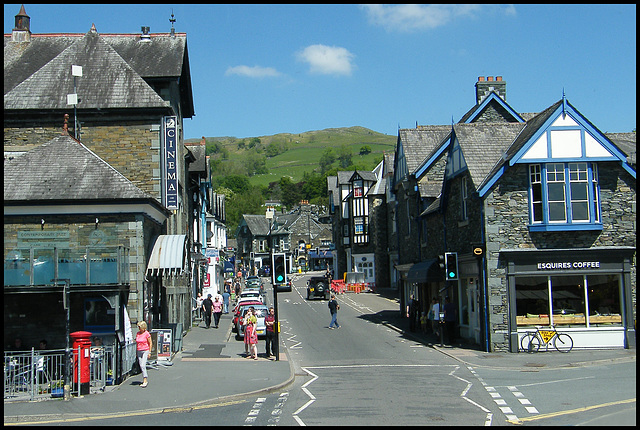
151,329,172,361
205,248,219,258
163,116,178,210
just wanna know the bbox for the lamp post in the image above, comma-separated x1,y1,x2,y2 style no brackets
266,209,279,361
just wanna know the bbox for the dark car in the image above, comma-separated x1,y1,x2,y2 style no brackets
306,276,330,300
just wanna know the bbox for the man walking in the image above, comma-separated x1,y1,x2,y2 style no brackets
328,294,340,329
202,294,213,329
264,306,276,359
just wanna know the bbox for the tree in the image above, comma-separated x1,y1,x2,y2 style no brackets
337,144,352,168
359,145,372,155
319,148,336,173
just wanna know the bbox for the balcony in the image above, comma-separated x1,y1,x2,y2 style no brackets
4,246,130,287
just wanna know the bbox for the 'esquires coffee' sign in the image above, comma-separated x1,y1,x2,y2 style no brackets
537,261,600,270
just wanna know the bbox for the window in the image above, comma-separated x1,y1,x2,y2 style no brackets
353,180,363,197
528,163,601,231
515,274,622,327
461,177,468,221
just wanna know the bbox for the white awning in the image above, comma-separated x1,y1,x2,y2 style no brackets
147,235,187,276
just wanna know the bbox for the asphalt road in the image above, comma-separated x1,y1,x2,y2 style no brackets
40,272,635,426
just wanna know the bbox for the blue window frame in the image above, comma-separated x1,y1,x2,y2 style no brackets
528,163,601,232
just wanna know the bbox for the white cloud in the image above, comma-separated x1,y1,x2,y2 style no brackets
296,44,355,76
225,65,282,78
360,4,514,32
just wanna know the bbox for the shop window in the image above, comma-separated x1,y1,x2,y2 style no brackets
550,275,586,326
515,274,622,327
528,163,601,231
586,274,622,326
515,277,550,326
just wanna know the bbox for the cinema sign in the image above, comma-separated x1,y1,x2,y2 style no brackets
163,116,178,210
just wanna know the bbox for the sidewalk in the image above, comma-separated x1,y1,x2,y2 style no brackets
4,312,294,424
373,287,636,371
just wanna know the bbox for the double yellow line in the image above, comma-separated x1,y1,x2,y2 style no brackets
508,398,636,424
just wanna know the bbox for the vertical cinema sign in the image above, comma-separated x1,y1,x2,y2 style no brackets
163,116,178,210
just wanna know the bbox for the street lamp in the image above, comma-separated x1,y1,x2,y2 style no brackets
266,209,280,361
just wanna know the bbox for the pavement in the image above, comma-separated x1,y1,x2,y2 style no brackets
4,287,636,424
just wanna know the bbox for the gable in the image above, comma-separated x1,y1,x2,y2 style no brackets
460,92,524,124
511,100,629,165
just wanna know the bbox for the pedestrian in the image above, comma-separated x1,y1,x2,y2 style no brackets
243,308,257,357
407,294,419,332
222,289,231,314
195,292,204,319
213,294,223,328
420,312,428,334
430,298,440,335
136,321,152,388
444,297,456,344
328,294,340,329
202,294,213,329
264,306,276,359
247,315,259,360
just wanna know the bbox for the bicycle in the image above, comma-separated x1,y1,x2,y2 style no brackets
520,325,573,353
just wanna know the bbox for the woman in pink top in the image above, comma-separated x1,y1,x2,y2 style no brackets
213,295,223,329
136,321,152,388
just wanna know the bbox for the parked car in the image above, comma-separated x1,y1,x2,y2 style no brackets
245,276,264,294
258,265,270,277
238,290,263,303
236,304,269,340
232,300,263,330
306,276,330,300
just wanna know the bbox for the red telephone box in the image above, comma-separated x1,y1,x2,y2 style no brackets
70,331,92,395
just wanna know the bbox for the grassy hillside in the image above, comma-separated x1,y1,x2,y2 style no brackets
187,126,396,186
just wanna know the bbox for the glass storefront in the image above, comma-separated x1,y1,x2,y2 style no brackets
515,274,622,328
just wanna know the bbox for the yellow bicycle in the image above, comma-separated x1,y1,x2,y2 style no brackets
520,326,573,353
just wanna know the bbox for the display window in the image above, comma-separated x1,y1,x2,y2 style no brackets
515,274,622,327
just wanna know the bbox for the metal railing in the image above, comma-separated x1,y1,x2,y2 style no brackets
4,341,136,402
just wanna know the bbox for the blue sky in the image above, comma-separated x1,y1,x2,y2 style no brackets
4,4,636,140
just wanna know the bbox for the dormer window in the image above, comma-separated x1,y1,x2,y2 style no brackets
528,162,601,231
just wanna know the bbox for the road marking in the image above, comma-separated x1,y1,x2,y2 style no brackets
509,398,636,424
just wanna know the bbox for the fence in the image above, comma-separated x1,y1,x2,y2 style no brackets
4,341,136,402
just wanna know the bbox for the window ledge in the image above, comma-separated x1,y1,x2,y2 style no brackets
528,223,603,232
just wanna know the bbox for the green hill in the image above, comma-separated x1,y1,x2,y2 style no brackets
186,126,396,187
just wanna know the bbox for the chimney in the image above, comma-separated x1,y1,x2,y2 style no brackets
140,26,151,42
12,4,31,43
475,75,507,104
62,114,69,135
200,136,206,146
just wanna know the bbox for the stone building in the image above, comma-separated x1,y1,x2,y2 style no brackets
235,204,331,275
4,5,197,352
393,76,636,352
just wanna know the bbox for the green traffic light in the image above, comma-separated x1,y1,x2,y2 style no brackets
448,272,455,278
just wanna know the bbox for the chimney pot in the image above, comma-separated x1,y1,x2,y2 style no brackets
478,76,485,82
487,76,494,81
496,76,502,81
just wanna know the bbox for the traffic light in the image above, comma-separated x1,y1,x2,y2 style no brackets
445,252,458,281
272,253,287,285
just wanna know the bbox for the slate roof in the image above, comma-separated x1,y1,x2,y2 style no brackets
398,126,451,175
605,132,636,165
4,27,194,116
186,140,207,174
454,122,527,190
4,134,156,202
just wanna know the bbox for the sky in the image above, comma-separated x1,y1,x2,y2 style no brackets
4,4,636,140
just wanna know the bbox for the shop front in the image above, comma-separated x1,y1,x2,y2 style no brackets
503,247,636,352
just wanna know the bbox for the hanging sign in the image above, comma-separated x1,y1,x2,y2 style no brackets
163,116,178,210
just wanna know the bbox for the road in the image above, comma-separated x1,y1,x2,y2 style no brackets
52,272,635,426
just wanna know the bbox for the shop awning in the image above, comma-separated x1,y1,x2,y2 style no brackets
147,235,187,276
406,259,440,283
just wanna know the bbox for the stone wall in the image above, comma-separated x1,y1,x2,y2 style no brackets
484,163,636,351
